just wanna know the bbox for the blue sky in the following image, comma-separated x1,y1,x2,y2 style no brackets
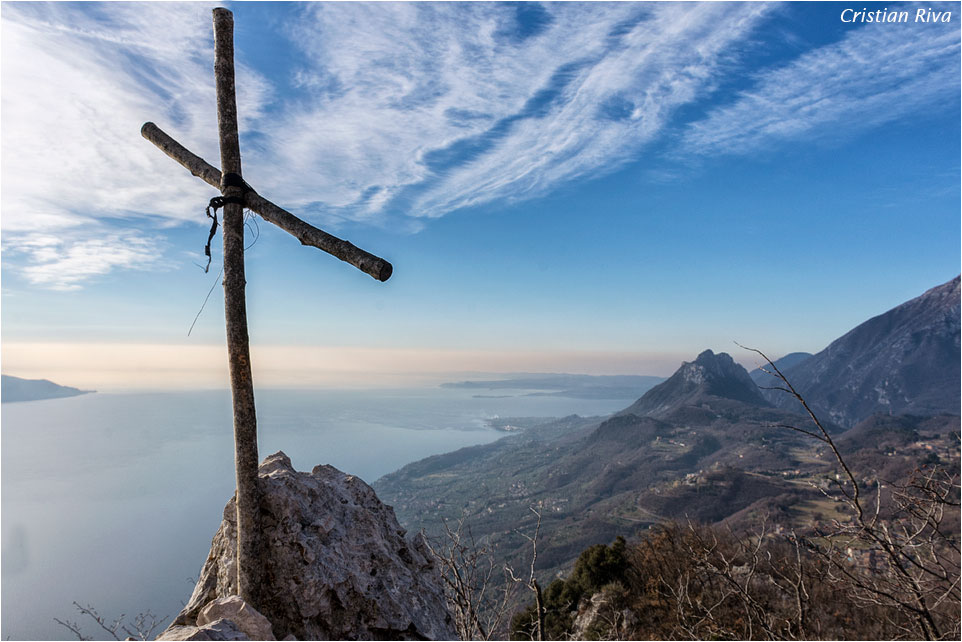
1,1,959,390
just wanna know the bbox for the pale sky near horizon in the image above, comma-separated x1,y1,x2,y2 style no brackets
1,1,959,391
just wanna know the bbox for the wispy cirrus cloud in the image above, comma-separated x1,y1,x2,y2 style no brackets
1,1,267,286
1,2,958,289
3,231,164,291
257,1,772,220
680,13,960,157
4,2,212,231
4,1,773,287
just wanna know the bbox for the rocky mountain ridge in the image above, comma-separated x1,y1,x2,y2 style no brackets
375,278,961,579
761,276,960,427
375,349,846,576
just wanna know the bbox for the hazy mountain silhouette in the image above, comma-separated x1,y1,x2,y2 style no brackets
748,352,813,390
1,374,93,403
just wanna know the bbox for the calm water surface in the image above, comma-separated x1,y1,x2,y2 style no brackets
1,387,628,640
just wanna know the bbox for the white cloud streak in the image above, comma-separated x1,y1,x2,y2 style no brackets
259,2,770,218
681,15,960,156
1,1,267,287
3,2,211,230
1,2,957,289
3,231,164,290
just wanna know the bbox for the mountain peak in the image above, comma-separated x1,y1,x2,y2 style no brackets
621,350,769,419
687,350,743,379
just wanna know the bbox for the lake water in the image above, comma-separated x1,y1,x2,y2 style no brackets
1,387,629,640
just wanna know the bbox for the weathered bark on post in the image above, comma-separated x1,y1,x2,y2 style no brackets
212,6,263,607
141,6,397,618
140,122,393,282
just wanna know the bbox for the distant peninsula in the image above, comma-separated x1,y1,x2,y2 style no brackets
1,374,94,403
442,373,665,400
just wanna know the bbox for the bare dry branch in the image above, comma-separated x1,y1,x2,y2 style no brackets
54,602,165,642
740,343,960,641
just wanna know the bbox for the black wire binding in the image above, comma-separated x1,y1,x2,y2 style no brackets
201,173,252,273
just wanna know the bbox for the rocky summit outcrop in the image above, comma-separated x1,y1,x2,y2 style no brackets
158,616,249,641
620,349,770,419
161,452,455,641
571,589,637,641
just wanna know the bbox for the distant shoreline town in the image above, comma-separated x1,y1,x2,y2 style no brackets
841,7,952,23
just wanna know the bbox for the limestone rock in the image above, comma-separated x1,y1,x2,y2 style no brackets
157,619,249,641
165,452,455,641
571,592,606,640
571,587,636,641
197,597,273,641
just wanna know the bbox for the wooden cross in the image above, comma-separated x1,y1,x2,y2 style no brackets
141,8,392,608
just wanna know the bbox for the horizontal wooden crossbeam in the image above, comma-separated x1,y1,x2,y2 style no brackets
141,122,393,282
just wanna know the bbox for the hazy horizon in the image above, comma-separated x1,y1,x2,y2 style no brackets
2,1,958,397
0,337,842,393
1,342,688,392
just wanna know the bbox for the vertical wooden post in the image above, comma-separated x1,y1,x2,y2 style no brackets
212,6,262,606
